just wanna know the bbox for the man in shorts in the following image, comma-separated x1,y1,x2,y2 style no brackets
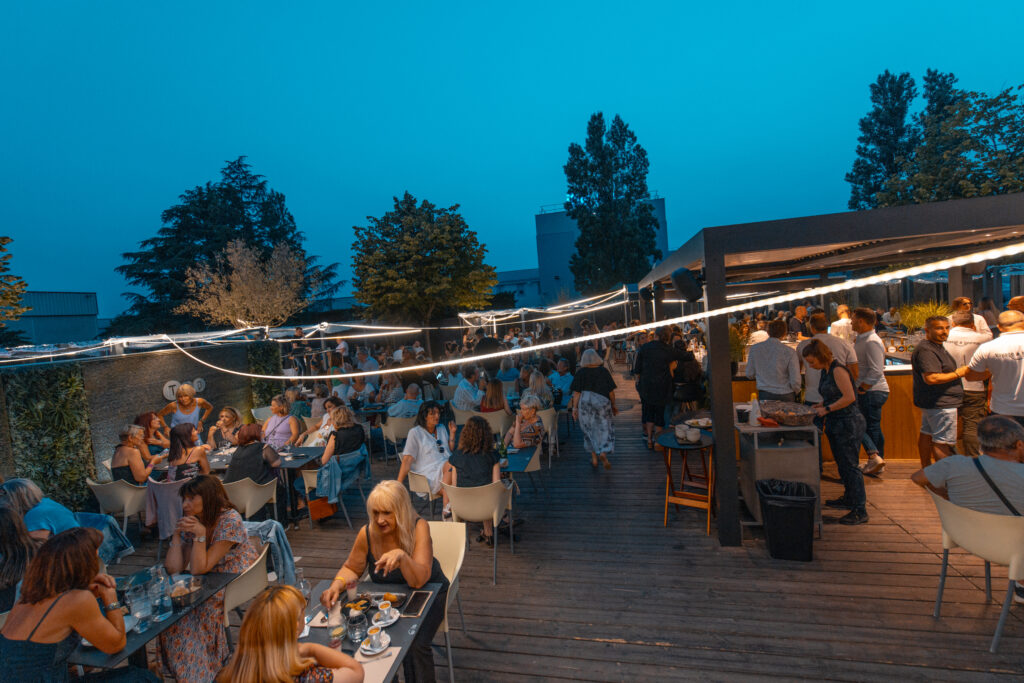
912,317,966,467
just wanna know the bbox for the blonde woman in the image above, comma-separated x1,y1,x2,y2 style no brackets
320,405,366,465
569,348,618,470
157,383,213,436
520,370,553,410
262,394,302,450
319,481,449,683
207,406,242,449
217,585,363,683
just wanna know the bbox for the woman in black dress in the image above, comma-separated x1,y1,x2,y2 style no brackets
319,481,449,683
449,417,502,546
223,423,282,485
633,327,688,449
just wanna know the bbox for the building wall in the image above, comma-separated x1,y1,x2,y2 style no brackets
535,197,668,305
80,344,253,470
7,291,100,345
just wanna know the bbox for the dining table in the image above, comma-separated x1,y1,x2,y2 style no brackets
68,571,237,671
301,579,443,683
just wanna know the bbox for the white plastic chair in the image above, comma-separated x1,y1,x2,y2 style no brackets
452,407,475,426
302,416,320,432
523,446,546,496
300,468,353,530
537,407,559,467
251,406,273,422
87,478,147,534
145,476,191,561
381,416,417,462
441,481,513,584
440,384,458,401
408,472,442,519
223,478,277,521
428,521,466,683
929,491,1024,652
477,411,512,438
223,544,270,650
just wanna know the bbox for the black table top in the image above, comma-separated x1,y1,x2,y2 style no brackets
302,579,443,681
500,445,538,473
68,571,237,669
277,445,324,469
656,431,714,450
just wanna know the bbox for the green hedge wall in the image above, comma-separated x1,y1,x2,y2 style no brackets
247,341,283,418
3,362,95,510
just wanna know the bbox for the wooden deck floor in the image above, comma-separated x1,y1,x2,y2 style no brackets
114,370,1024,681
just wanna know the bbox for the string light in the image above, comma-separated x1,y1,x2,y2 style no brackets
159,239,1024,381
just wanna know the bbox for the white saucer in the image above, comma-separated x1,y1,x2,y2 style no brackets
360,630,391,655
371,608,399,628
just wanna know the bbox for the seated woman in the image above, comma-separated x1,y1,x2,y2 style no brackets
513,364,533,395
111,423,165,484
318,481,449,683
223,424,282,485
479,379,512,415
0,503,34,611
348,376,376,405
321,405,366,465
217,585,363,683
296,397,342,447
376,374,404,407
0,479,79,545
495,357,519,382
160,475,257,682
285,386,311,419
135,411,169,456
397,402,455,511
165,423,212,481
207,407,243,449
0,528,156,681
504,395,546,449
310,383,331,420
448,417,501,546
262,394,302,450
520,370,553,410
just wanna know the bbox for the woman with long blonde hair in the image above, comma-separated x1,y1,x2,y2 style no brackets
218,584,362,683
319,481,449,683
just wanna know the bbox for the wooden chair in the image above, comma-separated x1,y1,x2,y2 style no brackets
428,521,467,683
930,491,1024,652
408,472,442,519
223,544,270,650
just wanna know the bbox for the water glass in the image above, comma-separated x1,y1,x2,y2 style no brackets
128,587,152,633
295,568,311,605
348,611,368,644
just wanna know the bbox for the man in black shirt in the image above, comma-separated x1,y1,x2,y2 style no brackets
912,316,967,467
472,327,503,377
788,306,810,340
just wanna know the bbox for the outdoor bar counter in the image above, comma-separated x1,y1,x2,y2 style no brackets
730,365,917,461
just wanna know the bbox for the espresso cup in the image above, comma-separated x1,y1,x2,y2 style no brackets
368,625,383,648
378,600,391,615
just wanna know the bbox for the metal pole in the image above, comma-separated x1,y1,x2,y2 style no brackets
622,287,629,327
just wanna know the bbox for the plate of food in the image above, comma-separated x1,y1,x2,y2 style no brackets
369,591,406,608
344,594,372,614
685,418,712,429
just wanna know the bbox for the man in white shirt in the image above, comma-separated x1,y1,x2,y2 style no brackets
965,310,1024,428
356,348,381,387
745,319,801,401
335,339,349,361
388,384,423,418
452,364,486,411
852,307,890,475
548,359,574,396
881,307,901,327
944,311,992,455
829,304,856,345
949,297,993,341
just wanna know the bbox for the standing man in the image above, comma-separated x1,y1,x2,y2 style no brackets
852,308,889,475
472,327,502,377
788,306,810,340
949,297,993,341
965,310,1024,428
452,364,486,411
912,317,966,467
944,311,991,456
829,304,856,345
355,348,381,387
745,319,801,401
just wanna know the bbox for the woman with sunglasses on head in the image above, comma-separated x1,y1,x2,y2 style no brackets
396,401,455,514
218,585,362,683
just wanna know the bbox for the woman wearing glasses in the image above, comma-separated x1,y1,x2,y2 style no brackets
397,401,455,515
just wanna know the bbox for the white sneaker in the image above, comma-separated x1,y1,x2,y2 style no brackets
861,454,886,476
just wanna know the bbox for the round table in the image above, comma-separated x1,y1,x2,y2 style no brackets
655,431,715,533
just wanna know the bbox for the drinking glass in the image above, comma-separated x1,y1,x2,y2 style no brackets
348,611,368,644
296,568,311,605
148,567,173,622
128,586,152,633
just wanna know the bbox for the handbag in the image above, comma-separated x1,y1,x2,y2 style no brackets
972,458,1021,516
308,496,339,521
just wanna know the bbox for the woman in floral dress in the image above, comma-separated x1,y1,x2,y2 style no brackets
569,349,618,470
161,475,258,682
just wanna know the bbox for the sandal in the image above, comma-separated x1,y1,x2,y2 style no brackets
599,455,611,470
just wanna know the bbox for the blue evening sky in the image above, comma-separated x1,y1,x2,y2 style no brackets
3,1,1022,317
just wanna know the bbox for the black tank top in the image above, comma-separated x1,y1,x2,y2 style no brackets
0,591,81,681
364,523,449,591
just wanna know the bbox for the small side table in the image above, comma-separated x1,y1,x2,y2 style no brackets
656,432,715,534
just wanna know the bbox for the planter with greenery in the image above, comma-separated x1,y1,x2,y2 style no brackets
897,300,952,333
2,362,95,510
247,341,283,419
729,325,749,376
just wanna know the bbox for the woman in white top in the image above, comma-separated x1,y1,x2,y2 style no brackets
397,401,455,511
295,396,343,447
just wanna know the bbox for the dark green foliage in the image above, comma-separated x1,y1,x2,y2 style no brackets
3,363,94,509
0,237,29,328
488,291,517,310
246,342,282,417
110,157,338,335
845,71,920,210
564,113,661,294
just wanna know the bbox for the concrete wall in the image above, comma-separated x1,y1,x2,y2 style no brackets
80,344,254,470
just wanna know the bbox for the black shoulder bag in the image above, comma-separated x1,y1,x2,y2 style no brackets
972,457,1022,516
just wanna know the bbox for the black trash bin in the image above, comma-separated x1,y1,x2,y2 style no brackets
756,479,816,562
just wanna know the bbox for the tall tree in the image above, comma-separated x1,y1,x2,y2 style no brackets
110,157,336,335
845,71,920,209
0,237,29,329
175,240,320,328
352,192,496,340
564,113,661,293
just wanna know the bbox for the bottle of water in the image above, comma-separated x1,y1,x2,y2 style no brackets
149,568,173,622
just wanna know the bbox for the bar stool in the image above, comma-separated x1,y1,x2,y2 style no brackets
655,431,715,534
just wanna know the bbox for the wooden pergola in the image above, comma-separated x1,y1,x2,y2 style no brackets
639,192,1024,546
